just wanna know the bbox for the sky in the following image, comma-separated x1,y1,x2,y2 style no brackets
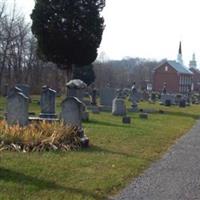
6,0,200,68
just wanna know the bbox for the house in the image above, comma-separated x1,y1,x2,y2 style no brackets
153,60,193,93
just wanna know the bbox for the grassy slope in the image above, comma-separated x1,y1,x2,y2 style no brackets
0,97,200,200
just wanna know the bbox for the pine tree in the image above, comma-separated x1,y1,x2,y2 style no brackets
31,0,105,79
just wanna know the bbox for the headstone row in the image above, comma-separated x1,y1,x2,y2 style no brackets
6,85,85,128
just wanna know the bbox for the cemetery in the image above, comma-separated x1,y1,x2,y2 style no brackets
1,81,200,199
1,0,200,200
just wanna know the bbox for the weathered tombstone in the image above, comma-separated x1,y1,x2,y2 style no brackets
16,84,30,97
81,111,89,122
39,86,57,118
122,116,131,124
139,113,148,119
112,98,126,116
60,97,89,148
179,99,186,107
99,87,116,107
160,94,176,105
130,82,138,112
6,87,29,126
91,87,97,105
66,79,87,101
7,86,22,96
60,97,85,128
150,92,156,103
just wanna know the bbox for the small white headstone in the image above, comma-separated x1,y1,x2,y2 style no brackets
112,98,126,116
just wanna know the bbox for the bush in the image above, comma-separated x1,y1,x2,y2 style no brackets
0,121,82,152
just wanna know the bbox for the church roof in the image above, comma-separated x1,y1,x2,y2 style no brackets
189,67,200,74
167,60,193,74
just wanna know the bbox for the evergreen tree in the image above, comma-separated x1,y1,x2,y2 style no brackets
31,0,105,78
73,64,95,86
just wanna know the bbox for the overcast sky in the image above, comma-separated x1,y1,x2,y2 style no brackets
7,0,200,67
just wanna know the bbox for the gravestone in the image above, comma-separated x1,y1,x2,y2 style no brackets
179,99,186,107
8,86,22,96
99,87,116,107
122,116,131,124
160,94,176,105
16,84,30,97
39,86,57,118
66,79,87,101
6,87,29,126
112,98,126,116
60,97,85,128
139,113,148,119
91,87,97,105
130,82,138,112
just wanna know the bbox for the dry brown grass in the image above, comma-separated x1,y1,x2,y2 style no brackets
0,120,81,152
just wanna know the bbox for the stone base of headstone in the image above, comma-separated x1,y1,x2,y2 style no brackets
39,113,57,119
29,117,59,123
139,113,148,119
29,112,36,116
122,116,131,124
99,105,112,112
80,135,90,148
81,111,89,122
77,128,89,148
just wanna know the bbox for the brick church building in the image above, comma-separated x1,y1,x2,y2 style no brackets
153,42,194,93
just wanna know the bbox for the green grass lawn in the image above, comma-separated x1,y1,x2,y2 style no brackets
0,96,200,200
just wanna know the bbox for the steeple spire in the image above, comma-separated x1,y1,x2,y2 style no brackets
189,53,197,69
177,41,183,65
178,41,182,55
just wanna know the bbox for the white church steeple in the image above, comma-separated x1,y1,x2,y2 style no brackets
189,53,197,69
177,41,183,65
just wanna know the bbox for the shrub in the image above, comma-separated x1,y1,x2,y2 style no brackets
0,121,82,152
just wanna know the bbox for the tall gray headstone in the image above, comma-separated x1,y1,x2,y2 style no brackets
91,88,97,105
66,79,87,101
100,88,116,106
39,86,57,118
130,83,138,112
60,97,85,128
112,98,126,116
6,88,29,126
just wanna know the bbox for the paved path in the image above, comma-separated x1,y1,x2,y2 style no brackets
113,120,200,200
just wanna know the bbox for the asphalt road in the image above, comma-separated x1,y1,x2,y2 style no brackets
113,120,200,200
